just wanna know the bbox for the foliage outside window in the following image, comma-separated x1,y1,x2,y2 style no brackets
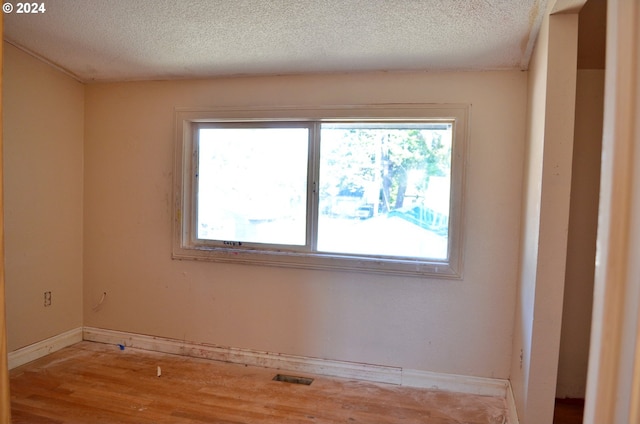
173,105,467,278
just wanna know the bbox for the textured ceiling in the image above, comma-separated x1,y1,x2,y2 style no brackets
4,0,547,82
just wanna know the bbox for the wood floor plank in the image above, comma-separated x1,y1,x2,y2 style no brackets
10,342,508,424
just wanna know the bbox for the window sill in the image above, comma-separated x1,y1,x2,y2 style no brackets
172,245,462,279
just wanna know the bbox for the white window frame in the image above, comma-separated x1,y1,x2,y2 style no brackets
173,104,468,278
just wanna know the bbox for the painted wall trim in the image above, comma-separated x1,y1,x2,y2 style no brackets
401,368,508,397
83,327,511,399
506,381,520,424
84,327,401,384
7,327,83,370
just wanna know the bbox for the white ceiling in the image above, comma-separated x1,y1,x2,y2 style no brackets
4,0,548,82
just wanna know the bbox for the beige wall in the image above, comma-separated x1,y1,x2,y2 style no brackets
83,70,526,377
556,70,603,399
3,43,84,351
510,9,580,424
584,0,640,419
510,9,549,418
555,0,607,399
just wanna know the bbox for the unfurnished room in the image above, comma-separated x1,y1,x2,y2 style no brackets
1,0,640,423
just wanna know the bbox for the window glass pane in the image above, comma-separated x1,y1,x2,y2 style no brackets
318,123,452,259
197,127,309,246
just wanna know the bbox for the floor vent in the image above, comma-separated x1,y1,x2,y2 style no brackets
273,374,314,385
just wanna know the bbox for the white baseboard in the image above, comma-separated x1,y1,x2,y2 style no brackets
506,381,520,424
83,327,401,384
8,327,83,370
401,368,509,397
83,327,510,399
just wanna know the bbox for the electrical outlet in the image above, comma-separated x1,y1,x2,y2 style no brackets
44,291,52,307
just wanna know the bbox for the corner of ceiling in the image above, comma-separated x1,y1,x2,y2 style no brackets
520,0,549,70
549,0,588,14
3,38,85,83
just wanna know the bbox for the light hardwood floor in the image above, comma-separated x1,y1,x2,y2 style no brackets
10,342,508,423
